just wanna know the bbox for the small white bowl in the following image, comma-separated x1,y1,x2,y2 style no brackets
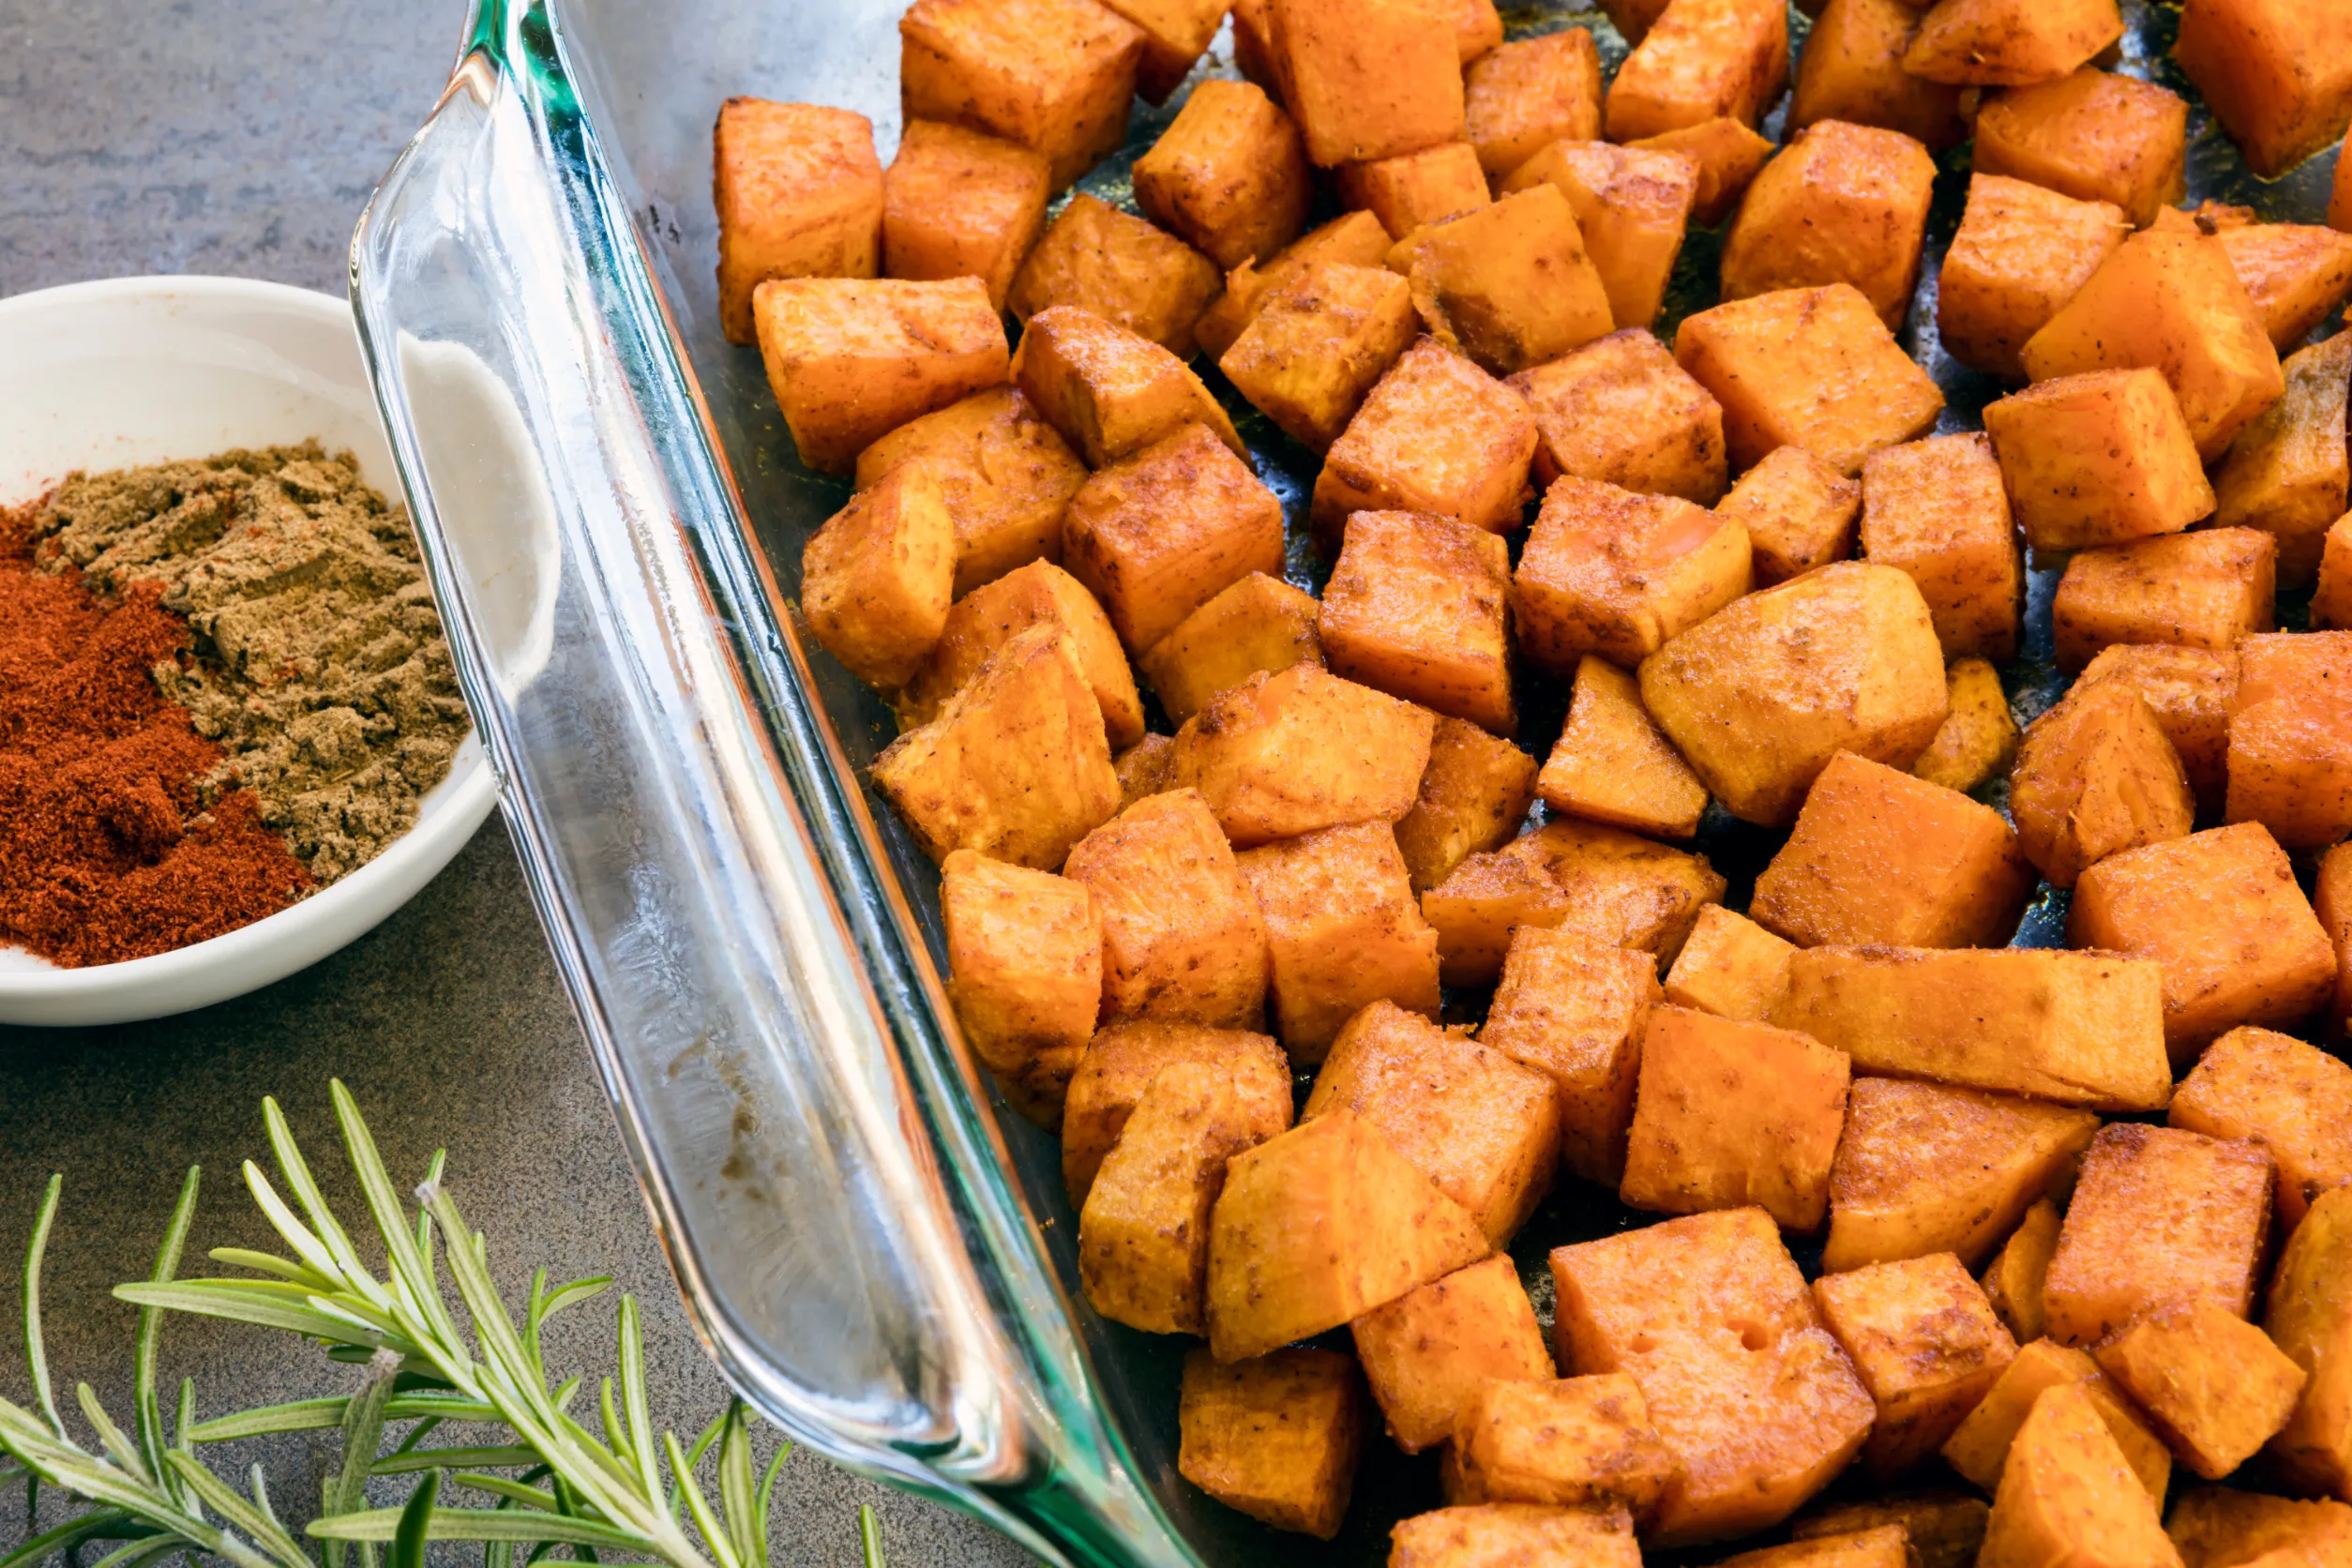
0,275,500,1027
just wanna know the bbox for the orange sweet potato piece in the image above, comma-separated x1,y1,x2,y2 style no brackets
1390,1504,1641,1566
1218,262,1418,452
1910,656,2022,796
1816,1254,2021,1476
1350,1254,1554,1453
2171,1025,2352,1232
1941,1337,2172,1500
854,386,1086,599
1013,305,1243,470
1136,571,1321,727
1537,655,1711,841
1630,115,1776,227
2174,0,2352,178
801,465,955,692
1318,509,1515,732
1269,0,1466,167
1790,1500,1989,1568
1901,0,2122,87
2264,1184,2352,1499
2068,644,2240,815
1464,30,1606,179
1662,904,1796,1023
1178,1347,1369,1538
753,275,1009,474
942,849,1100,1123
1335,142,1491,242
714,100,882,345
1311,337,1539,542
2164,1485,2352,1566
1237,822,1441,1060
1721,120,1938,332
1452,1374,1677,1518
1977,1382,2179,1566
1604,0,1788,142
1514,477,1752,673
1061,1019,1289,1203
897,0,1144,189
880,119,1048,311
2093,1299,2308,1482
1973,68,2187,227
1937,174,2130,384
1498,141,1700,331
1715,445,1861,584
2212,332,2352,588
1791,0,1966,149
897,561,1142,750
2007,682,2195,890
1483,927,1662,1187
1193,209,1393,360
1859,432,2023,662
1506,328,1727,503
1392,716,1539,893
1008,194,1223,357
1171,663,1437,845
2226,629,2352,851
1397,186,1617,379
1983,369,2214,556
1983,1199,2063,1347
1063,788,1271,1027
2050,529,2276,674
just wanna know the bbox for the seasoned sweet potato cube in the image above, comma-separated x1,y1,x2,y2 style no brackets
1860,433,2023,662
1817,1255,2020,1476
1446,0,1505,68
1515,478,1752,673
2174,0,2352,179
1350,1255,1553,1453
754,276,1009,475
714,100,882,345
1980,1383,2179,1567
1983,1199,2063,1346
2051,529,2276,674
1716,445,1860,585
898,0,1143,190
1506,329,1726,503
1013,306,1242,470
1596,0,1673,45
2212,333,2351,588
1238,823,1440,1059
1771,946,2172,1111
2164,1487,2352,1568
1638,563,1949,826
1063,423,1285,654
1064,789,1270,1027
1464,31,1605,179
1631,115,1776,227
1549,1207,1877,1545
1604,0,1788,143
880,119,1048,311
1676,284,1945,475
1825,1082,2097,1276
1061,1019,1289,1203
1911,657,2020,795
2265,1184,2352,1498
872,624,1122,867
855,387,1086,599
1902,0,2121,86
1791,0,1966,149
1115,732,1174,807
2010,683,2194,891
1311,338,1538,542
2043,1123,2275,1348
1131,80,1309,269
1220,264,1418,452
1319,510,1513,732
1942,1339,2172,1500
1791,1497,1990,1568
1711,1527,1914,1568
1389,1504,1640,1567
800,466,955,692
2228,630,2352,850
1269,0,1465,168
942,850,1100,1122
1538,655,1710,841
2199,216,2352,354
1663,904,1795,1023
1095,0,1228,103
1983,370,2214,557
1336,143,1490,243
1499,142,1699,332
1394,717,1539,893
1178,1346,1368,1538
1972,68,2185,230
1194,209,1394,360
1008,196,1222,357
2172,1027,2352,1233
1206,1109,1490,1363
1723,121,1937,332
1484,927,1662,1186
897,560,1143,748
2095,1299,2307,1482
2068,644,2239,814
1137,572,1320,727
1397,187,1615,380
1937,175,2130,384
1171,664,1436,845
1453,1375,1676,1517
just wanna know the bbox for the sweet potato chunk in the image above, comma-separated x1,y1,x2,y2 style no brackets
1902,0,2122,86
1453,1375,1676,1518
1973,68,2187,228
2188,213,2352,353
1979,1383,2180,1568
855,387,1086,599
1538,656,1710,841
1662,905,1795,1023
1675,284,1946,475
1723,120,1937,332
1631,115,1776,227
1942,1338,2172,1500
1506,329,1726,503
1716,445,1861,585
1393,717,1539,893
1350,1254,1553,1454
1238,823,1440,1060
1910,657,2020,796
1937,174,2130,384
1983,370,2214,557
1817,1254,2021,1476
879,119,1048,311
2051,529,2276,674
1464,30,1605,179
1389,1504,1641,1567
1983,1199,2063,1346
1771,946,2171,1111
1319,510,1515,731
2228,630,2352,850
1194,209,1393,361
1860,433,2023,662
1498,142,1699,332
1791,0,1966,149
2174,0,2352,178
800,466,955,692
1178,1347,1368,1538
1100,0,1240,105
1484,928,1662,1187
1550,1207,1877,1545
754,276,1009,475
942,850,1100,1122
2164,1487,2352,1568
1397,187,1616,380
1515,478,1752,673
1604,0,1788,142
1336,143,1491,243
2212,332,2352,588
2015,684,2203,878
1008,194,1222,356
1714,1527,1913,1568
1219,263,1418,452
1791,1497,1989,1568
2094,1300,2308,1482
897,560,1143,747
1013,305,1243,470
1061,1020,1289,1203
1270,0,1465,167
1311,338,1539,542
1064,788,1270,1027
2069,644,2240,815
1825,1083,2096,1276
1116,732,1176,810
2265,1184,2352,1499
2171,1026,2352,1232
714,100,882,345
1171,664,1437,845
898,0,1143,189
1136,572,1320,727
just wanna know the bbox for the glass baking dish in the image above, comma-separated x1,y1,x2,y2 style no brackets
348,2,2342,1564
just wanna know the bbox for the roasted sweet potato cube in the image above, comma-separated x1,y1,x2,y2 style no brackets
2051,529,2276,674
1425,852,1587,982
1791,1497,1990,1568
1515,478,1751,673
1061,1019,1290,1203
1980,1383,2179,1567
1311,338,1538,541
1506,329,1726,503
1008,196,1222,357
1319,510,1513,732
897,560,1143,746
714,100,882,345
1983,370,2214,557
1171,664,1436,845
1596,0,1673,45
1115,733,1174,807
1269,0,1465,168
1064,790,1270,1028
1393,717,1539,893
1397,187,1615,380
1902,0,2121,86
2203,217,2352,354
1132,80,1312,269
800,466,955,692
2164,1487,2352,1568
1663,904,1795,1023
1483,927,1662,1187
1194,209,1394,360
1817,1254,2021,1476
1499,142,1699,332
855,387,1086,599
1096,0,1229,103
1715,445,1860,585
1604,0,1788,142
1336,143,1491,243
1823,1080,2098,1275
1465,31,1604,179
1350,1255,1553,1453
1859,433,2023,662
1937,174,2130,384
1206,1109,1491,1363
2228,630,2352,850
1137,572,1321,726
2043,1123,2275,1349
1178,1346,1368,1538
1675,284,1945,475
1389,1504,1641,1567
898,0,1144,190
1792,0,1966,149
942,850,1100,1122
1538,656,1710,841
1705,1527,1917,1568
1549,1207,1877,1545
2068,644,2239,814
1453,1375,1675,1517
1983,1199,2063,1346
1063,423,1285,654
872,623,1122,867
1238,823,1440,1060
1220,264,1418,452
1449,0,1506,67
2174,0,2352,179
2266,1184,2352,1498
1972,68,2185,229
1638,562,1950,826
1631,115,1776,227
2212,333,2351,588
1013,306,1243,470
1770,946,2172,1111
1942,1338,2172,1500
1910,656,2020,795
754,276,1009,475
1723,121,1937,332
2094,1300,2307,1483
2172,1027,2352,1233
880,119,1048,311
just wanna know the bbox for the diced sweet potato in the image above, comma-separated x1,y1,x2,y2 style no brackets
1061,1019,1290,1203
1902,0,2122,86
2051,529,2276,674
1483,928,1662,1189
1978,1383,2180,1567
2164,1487,2352,1568
1860,433,2024,662
1063,423,1285,653
1792,0,1966,149
1453,1375,1676,1517
1194,209,1394,360
1538,656,1710,841
1604,0,1788,142
1389,1504,1641,1568
1095,0,1229,103
1206,1109,1490,1363
1137,571,1321,727
1770,946,2172,1112
1178,1346,1368,1538
1942,1338,2172,1500
880,119,1048,311
1597,0,1674,46
2068,644,2240,814
1063,788,1270,1027
2043,1123,2275,1348
714,100,882,345
1714,1526,1914,1568
1824,1081,2098,1275
2212,333,2352,588
1013,305,1243,470
1791,1496,1990,1568
2264,1184,2352,1499
1550,1207,1877,1545
1983,1199,2063,1346
1662,904,1795,1023
1498,141,1699,331
1336,142,1491,242
2172,1026,2352,1232
854,387,1086,598
1311,337,1539,542
1722,120,1937,332
1171,664,1437,845
1465,30,1605,179
1219,263,1418,452
1911,657,2020,795
754,276,1009,474
897,560,1144,747
1817,1254,2021,1476
898,0,1143,189
1506,329,1726,503
1396,186,1616,379
942,850,1100,1123
1008,195,1223,356
1631,115,1776,227
2094,1299,2308,1482
1350,1254,1553,1453
1937,174,2130,384
800,466,955,692
1984,369,2215,559
1716,445,1861,584
1973,68,2187,227
1515,477,1753,673
872,624,1121,867
1394,717,1539,893
2227,630,2352,850
2197,216,2352,353
1445,0,1504,64
1115,732,1174,807
1238,822,1440,1059
2070,823,2335,1063
1319,510,1514,731
1676,284,1946,475
2173,0,2352,178
1269,0,1465,167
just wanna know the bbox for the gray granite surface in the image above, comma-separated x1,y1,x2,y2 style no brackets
0,4,1029,1562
